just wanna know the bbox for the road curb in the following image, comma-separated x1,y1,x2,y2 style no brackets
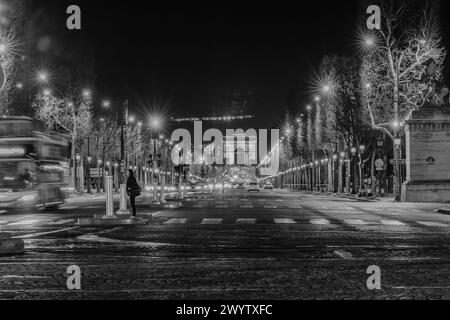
0,233,25,256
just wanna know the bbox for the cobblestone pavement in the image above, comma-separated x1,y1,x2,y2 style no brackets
1,190,450,300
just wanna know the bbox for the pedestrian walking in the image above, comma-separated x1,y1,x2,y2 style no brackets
126,169,141,217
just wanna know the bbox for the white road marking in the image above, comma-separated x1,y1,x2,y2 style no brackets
417,221,449,228
333,250,353,260
380,220,406,226
0,210,7,214
236,218,256,224
201,219,223,225
240,205,254,209
274,218,296,224
344,219,369,226
54,219,75,225
7,219,42,226
310,219,330,225
13,227,79,239
264,205,277,209
60,206,78,210
164,218,188,225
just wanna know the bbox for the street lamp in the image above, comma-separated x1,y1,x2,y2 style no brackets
97,159,102,193
75,153,81,192
102,100,111,108
87,156,92,194
82,89,92,99
392,120,400,129
358,145,366,196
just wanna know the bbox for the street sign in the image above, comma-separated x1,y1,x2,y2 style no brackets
375,159,385,171
90,168,101,178
389,159,406,165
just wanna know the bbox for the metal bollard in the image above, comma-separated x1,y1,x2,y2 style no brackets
116,184,129,215
152,182,160,205
103,176,118,220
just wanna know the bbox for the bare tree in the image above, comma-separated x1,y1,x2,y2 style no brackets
361,0,447,140
33,91,93,162
0,0,32,115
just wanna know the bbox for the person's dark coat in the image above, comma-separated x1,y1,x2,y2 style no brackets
126,176,141,197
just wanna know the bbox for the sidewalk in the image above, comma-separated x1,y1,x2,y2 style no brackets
278,189,395,202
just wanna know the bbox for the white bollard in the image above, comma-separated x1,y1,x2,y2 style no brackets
103,176,118,220
160,174,166,203
116,184,129,216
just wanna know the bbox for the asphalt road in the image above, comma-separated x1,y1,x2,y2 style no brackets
1,189,450,300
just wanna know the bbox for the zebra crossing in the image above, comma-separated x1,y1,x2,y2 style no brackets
162,217,450,228
0,218,76,227
183,199,304,210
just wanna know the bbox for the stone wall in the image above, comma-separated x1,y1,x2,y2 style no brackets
402,104,450,203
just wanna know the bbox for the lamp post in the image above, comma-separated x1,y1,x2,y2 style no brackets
351,147,357,194
359,145,366,197
87,156,92,194
394,137,402,202
97,159,102,193
75,153,81,192
150,117,161,204
339,152,345,193
315,160,320,192
320,159,325,192
332,154,338,193
114,162,119,193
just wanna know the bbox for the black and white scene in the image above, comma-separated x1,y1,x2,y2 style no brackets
1,0,450,305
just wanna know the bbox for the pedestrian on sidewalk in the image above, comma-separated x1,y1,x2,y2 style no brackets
126,169,141,217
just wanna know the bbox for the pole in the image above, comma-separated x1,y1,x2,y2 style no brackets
103,176,118,220
152,135,159,204
116,184,129,216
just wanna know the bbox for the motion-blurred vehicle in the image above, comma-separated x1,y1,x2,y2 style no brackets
247,182,261,192
0,117,69,211
263,182,274,190
237,182,246,190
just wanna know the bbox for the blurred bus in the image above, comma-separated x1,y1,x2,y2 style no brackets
0,117,69,212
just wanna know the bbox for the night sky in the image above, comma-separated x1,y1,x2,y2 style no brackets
32,0,450,129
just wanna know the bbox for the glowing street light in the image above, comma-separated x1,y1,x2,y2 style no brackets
82,89,92,98
392,120,400,129
38,72,48,83
102,100,111,108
